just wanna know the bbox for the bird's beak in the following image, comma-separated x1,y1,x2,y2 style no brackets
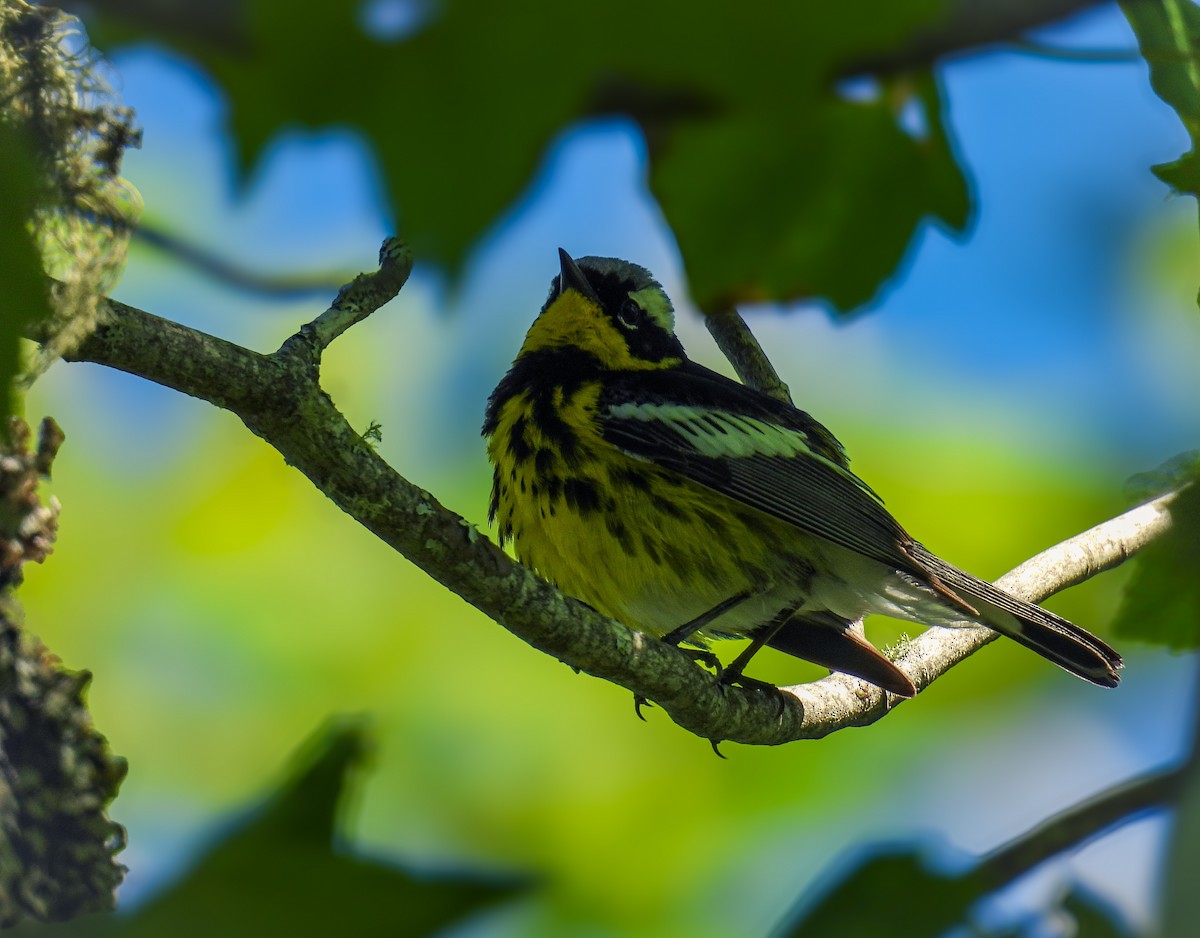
557,248,599,302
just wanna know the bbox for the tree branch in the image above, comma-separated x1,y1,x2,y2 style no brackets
975,763,1184,890
0,420,127,925
844,0,1112,75
705,308,793,405
768,491,1176,738
288,237,413,353
48,244,1177,746
132,223,348,300
976,653,1200,891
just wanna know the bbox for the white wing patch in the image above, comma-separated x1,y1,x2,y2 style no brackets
607,402,814,459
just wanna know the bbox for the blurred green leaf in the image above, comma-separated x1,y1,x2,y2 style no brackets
1113,478,1200,650
1122,0,1200,135
773,850,1142,938
83,0,966,312
1153,150,1200,193
1121,0,1200,312
14,719,524,937
1162,752,1200,938
1122,0,1200,200
1061,888,1136,938
659,73,969,310
771,848,983,938
0,123,53,422
1124,451,1200,503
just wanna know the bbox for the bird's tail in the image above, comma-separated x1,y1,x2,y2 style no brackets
909,543,1122,687
764,612,918,697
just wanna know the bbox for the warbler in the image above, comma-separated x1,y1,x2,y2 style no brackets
482,250,1122,696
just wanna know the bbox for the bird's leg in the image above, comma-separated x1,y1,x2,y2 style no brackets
634,592,753,719
717,605,800,691
661,591,753,655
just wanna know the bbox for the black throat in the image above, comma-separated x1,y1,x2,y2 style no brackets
482,346,603,437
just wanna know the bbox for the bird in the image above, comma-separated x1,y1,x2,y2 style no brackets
481,249,1122,697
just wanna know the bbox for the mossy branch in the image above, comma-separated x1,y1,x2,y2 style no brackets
45,241,1176,747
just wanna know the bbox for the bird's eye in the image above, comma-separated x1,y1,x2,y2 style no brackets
617,299,642,330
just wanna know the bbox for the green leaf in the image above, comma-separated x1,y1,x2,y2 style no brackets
773,847,1144,938
1061,887,1136,938
660,79,968,311
1113,476,1200,649
1153,151,1200,192
13,719,525,937
1124,450,1200,502
771,848,983,938
1122,0,1200,198
82,0,966,311
1122,0,1200,134
0,123,54,422
1162,754,1200,938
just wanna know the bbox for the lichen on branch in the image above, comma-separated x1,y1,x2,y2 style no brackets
0,418,127,926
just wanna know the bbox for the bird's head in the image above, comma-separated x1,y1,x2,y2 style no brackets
516,249,686,371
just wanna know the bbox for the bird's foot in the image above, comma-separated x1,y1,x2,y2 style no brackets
715,666,777,696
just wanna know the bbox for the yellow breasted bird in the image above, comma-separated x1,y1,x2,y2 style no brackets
482,250,1122,696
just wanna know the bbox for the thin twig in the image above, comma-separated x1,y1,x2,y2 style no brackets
133,224,349,300
1003,40,1145,63
705,307,792,404
293,237,413,354
844,0,1107,74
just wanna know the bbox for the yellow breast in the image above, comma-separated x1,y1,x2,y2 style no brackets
486,383,804,637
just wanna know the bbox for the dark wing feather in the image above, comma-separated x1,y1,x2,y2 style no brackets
907,543,1123,681
599,361,922,576
599,361,1122,689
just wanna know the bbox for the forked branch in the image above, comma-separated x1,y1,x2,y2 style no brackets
46,241,1175,747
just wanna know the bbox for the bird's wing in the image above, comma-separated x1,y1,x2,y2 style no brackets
599,360,920,574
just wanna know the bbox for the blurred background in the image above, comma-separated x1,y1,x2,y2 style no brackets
15,0,1200,935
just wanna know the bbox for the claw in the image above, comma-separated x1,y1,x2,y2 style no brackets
633,694,653,720
710,738,727,759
